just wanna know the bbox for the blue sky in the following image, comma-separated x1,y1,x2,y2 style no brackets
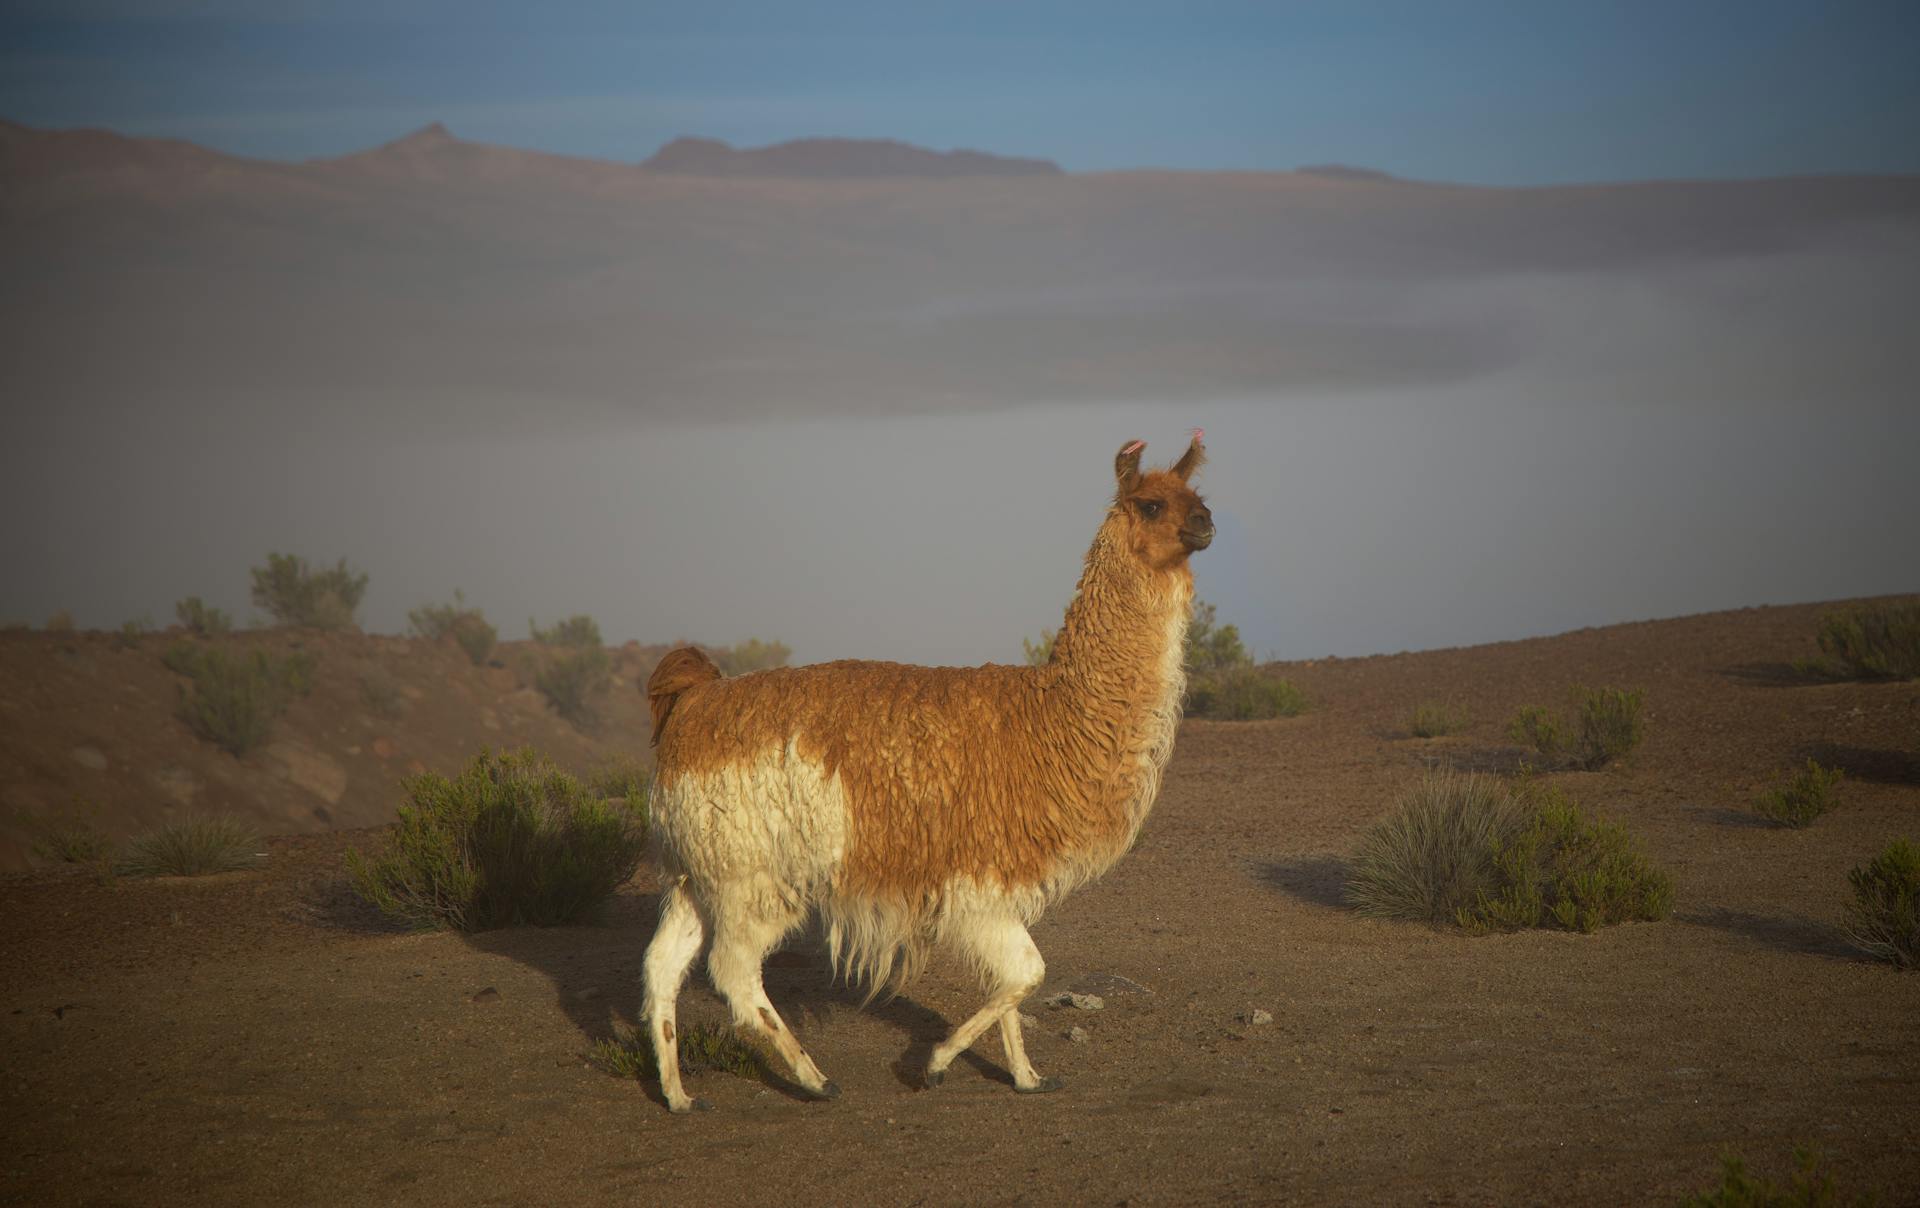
4,1,1918,183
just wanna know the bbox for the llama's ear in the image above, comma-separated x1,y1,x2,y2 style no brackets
1115,440,1145,493
1172,430,1206,482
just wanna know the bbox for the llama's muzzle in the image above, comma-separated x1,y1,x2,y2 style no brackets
1181,505,1215,551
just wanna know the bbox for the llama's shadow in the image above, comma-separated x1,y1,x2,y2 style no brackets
466,897,1004,1105
1251,855,1350,911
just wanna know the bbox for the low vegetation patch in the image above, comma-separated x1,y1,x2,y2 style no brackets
535,647,612,726
1842,837,1919,970
1815,598,1920,680
1681,1145,1872,1207
530,614,602,647
711,638,791,676
44,610,75,633
1753,760,1845,828
1027,599,1301,720
175,596,233,637
117,815,260,877
1505,685,1644,770
32,819,116,865
250,552,367,629
1348,773,1672,932
163,642,316,755
409,590,497,666
589,1023,763,1083
1409,700,1468,738
359,668,405,718
346,748,649,931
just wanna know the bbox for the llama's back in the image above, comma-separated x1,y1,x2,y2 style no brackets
650,657,1136,912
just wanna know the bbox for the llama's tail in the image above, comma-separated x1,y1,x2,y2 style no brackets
646,646,722,745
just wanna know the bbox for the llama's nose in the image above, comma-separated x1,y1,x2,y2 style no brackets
1182,506,1215,550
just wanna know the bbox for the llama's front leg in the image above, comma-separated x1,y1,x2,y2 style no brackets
708,911,839,1101
926,915,1056,1091
642,881,710,1114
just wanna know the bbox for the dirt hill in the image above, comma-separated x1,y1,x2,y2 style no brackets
0,628,670,872
1,598,1916,1205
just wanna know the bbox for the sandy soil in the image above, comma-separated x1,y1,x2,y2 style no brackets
2,599,1917,1206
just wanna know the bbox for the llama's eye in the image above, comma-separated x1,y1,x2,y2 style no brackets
1135,499,1164,520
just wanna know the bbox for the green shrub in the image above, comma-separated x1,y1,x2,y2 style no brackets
1410,700,1468,738
1506,705,1564,759
117,815,260,877
1573,685,1644,769
1348,773,1524,922
536,647,612,726
345,748,649,931
111,617,153,650
1022,629,1057,667
1505,686,1645,770
44,610,74,633
589,1022,763,1083
1458,784,1673,933
409,590,497,666
711,638,791,676
163,642,316,755
530,614,602,648
250,553,367,629
1681,1145,1871,1207
1185,600,1250,676
1816,599,1920,680
1187,666,1306,720
175,596,233,637
1753,760,1845,828
1843,837,1919,969
1348,774,1672,932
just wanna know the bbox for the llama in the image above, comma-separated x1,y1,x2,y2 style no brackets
641,434,1213,1112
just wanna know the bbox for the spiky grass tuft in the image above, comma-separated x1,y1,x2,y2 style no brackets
117,815,261,877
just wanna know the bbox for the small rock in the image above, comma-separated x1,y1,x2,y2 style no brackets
470,987,500,1004
150,766,201,806
69,746,108,772
1047,991,1105,1011
1018,1012,1039,1031
1250,1008,1274,1026
1067,1026,1090,1044
572,986,604,1002
266,741,348,805
371,736,398,760
1067,972,1154,998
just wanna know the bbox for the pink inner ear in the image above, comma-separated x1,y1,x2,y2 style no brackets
1189,427,1204,444
1121,440,1146,455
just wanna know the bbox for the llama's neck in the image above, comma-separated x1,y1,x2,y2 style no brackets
1047,520,1193,838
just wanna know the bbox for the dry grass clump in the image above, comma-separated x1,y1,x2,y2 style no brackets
1505,685,1644,770
1681,1145,1871,1207
1187,667,1307,720
589,1023,763,1083
163,642,316,755
346,748,648,931
1409,700,1468,738
250,553,367,630
33,821,116,865
1753,760,1845,829
1347,773,1522,923
1815,598,1920,680
409,590,497,666
117,815,261,877
1842,837,1919,970
1348,773,1672,933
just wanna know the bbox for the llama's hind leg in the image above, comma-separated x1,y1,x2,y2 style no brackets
925,914,1056,1092
707,903,838,1101
642,880,709,1114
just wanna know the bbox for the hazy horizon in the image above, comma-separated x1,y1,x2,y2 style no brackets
4,6,1918,665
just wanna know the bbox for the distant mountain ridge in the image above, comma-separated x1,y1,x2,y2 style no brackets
641,135,1063,178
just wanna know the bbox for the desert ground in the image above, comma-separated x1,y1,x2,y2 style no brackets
1,598,1916,1206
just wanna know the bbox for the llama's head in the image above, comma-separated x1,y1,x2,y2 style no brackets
1112,432,1214,571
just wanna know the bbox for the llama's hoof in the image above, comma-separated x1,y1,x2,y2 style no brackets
922,1068,945,1090
804,1080,841,1101
1015,1076,1065,1095
667,1096,714,1115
